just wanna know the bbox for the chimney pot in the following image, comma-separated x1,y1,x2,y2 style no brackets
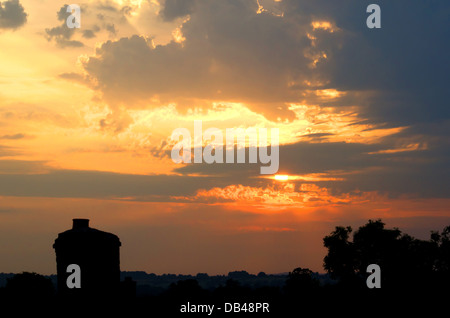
73,218,89,229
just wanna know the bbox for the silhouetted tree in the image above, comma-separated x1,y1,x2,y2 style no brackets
323,219,450,290
5,272,54,299
353,220,405,286
430,225,450,283
323,226,357,284
284,267,319,296
257,272,267,278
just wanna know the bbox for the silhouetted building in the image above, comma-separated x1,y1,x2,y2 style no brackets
120,276,137,299
53,219,121,298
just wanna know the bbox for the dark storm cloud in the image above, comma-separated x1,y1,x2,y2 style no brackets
161,0,196,21
277,0,450,197
281,0,450,126
0,0,27,30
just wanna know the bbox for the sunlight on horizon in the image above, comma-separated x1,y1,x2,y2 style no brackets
274,175,289,181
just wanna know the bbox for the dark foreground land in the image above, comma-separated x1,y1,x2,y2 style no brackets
1,219,449,315
0,273,446,316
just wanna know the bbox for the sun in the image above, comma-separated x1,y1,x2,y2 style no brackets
274,175,289,181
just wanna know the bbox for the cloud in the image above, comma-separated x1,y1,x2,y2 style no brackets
45,5,84,48
0,0,27,30
105,23,116,35
161,0,195,21
172,131,450,199
173,141,381,177
0,133,25,140
0,126,448,200
45,3,133,48
82,29,97,39
280,0,450,127
78,0,449,132
175,183,378,206
81,0,343,120
0,114,449,201
0,159,49,174
0,145,17,157
0,103,78,128
30,0,450,201
58,72,93,87
0,166,220,199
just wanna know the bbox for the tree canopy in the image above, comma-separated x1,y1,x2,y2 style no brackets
323,219,450,289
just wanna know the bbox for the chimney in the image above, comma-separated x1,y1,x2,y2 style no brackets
73,218,89,229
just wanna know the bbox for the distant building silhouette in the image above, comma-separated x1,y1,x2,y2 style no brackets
53,219,121,297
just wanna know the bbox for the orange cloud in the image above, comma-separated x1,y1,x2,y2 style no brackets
175,182,383,208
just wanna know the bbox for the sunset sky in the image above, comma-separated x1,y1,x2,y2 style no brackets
0,0,449,275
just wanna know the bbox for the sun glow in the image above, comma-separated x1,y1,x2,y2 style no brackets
274,175,289,181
